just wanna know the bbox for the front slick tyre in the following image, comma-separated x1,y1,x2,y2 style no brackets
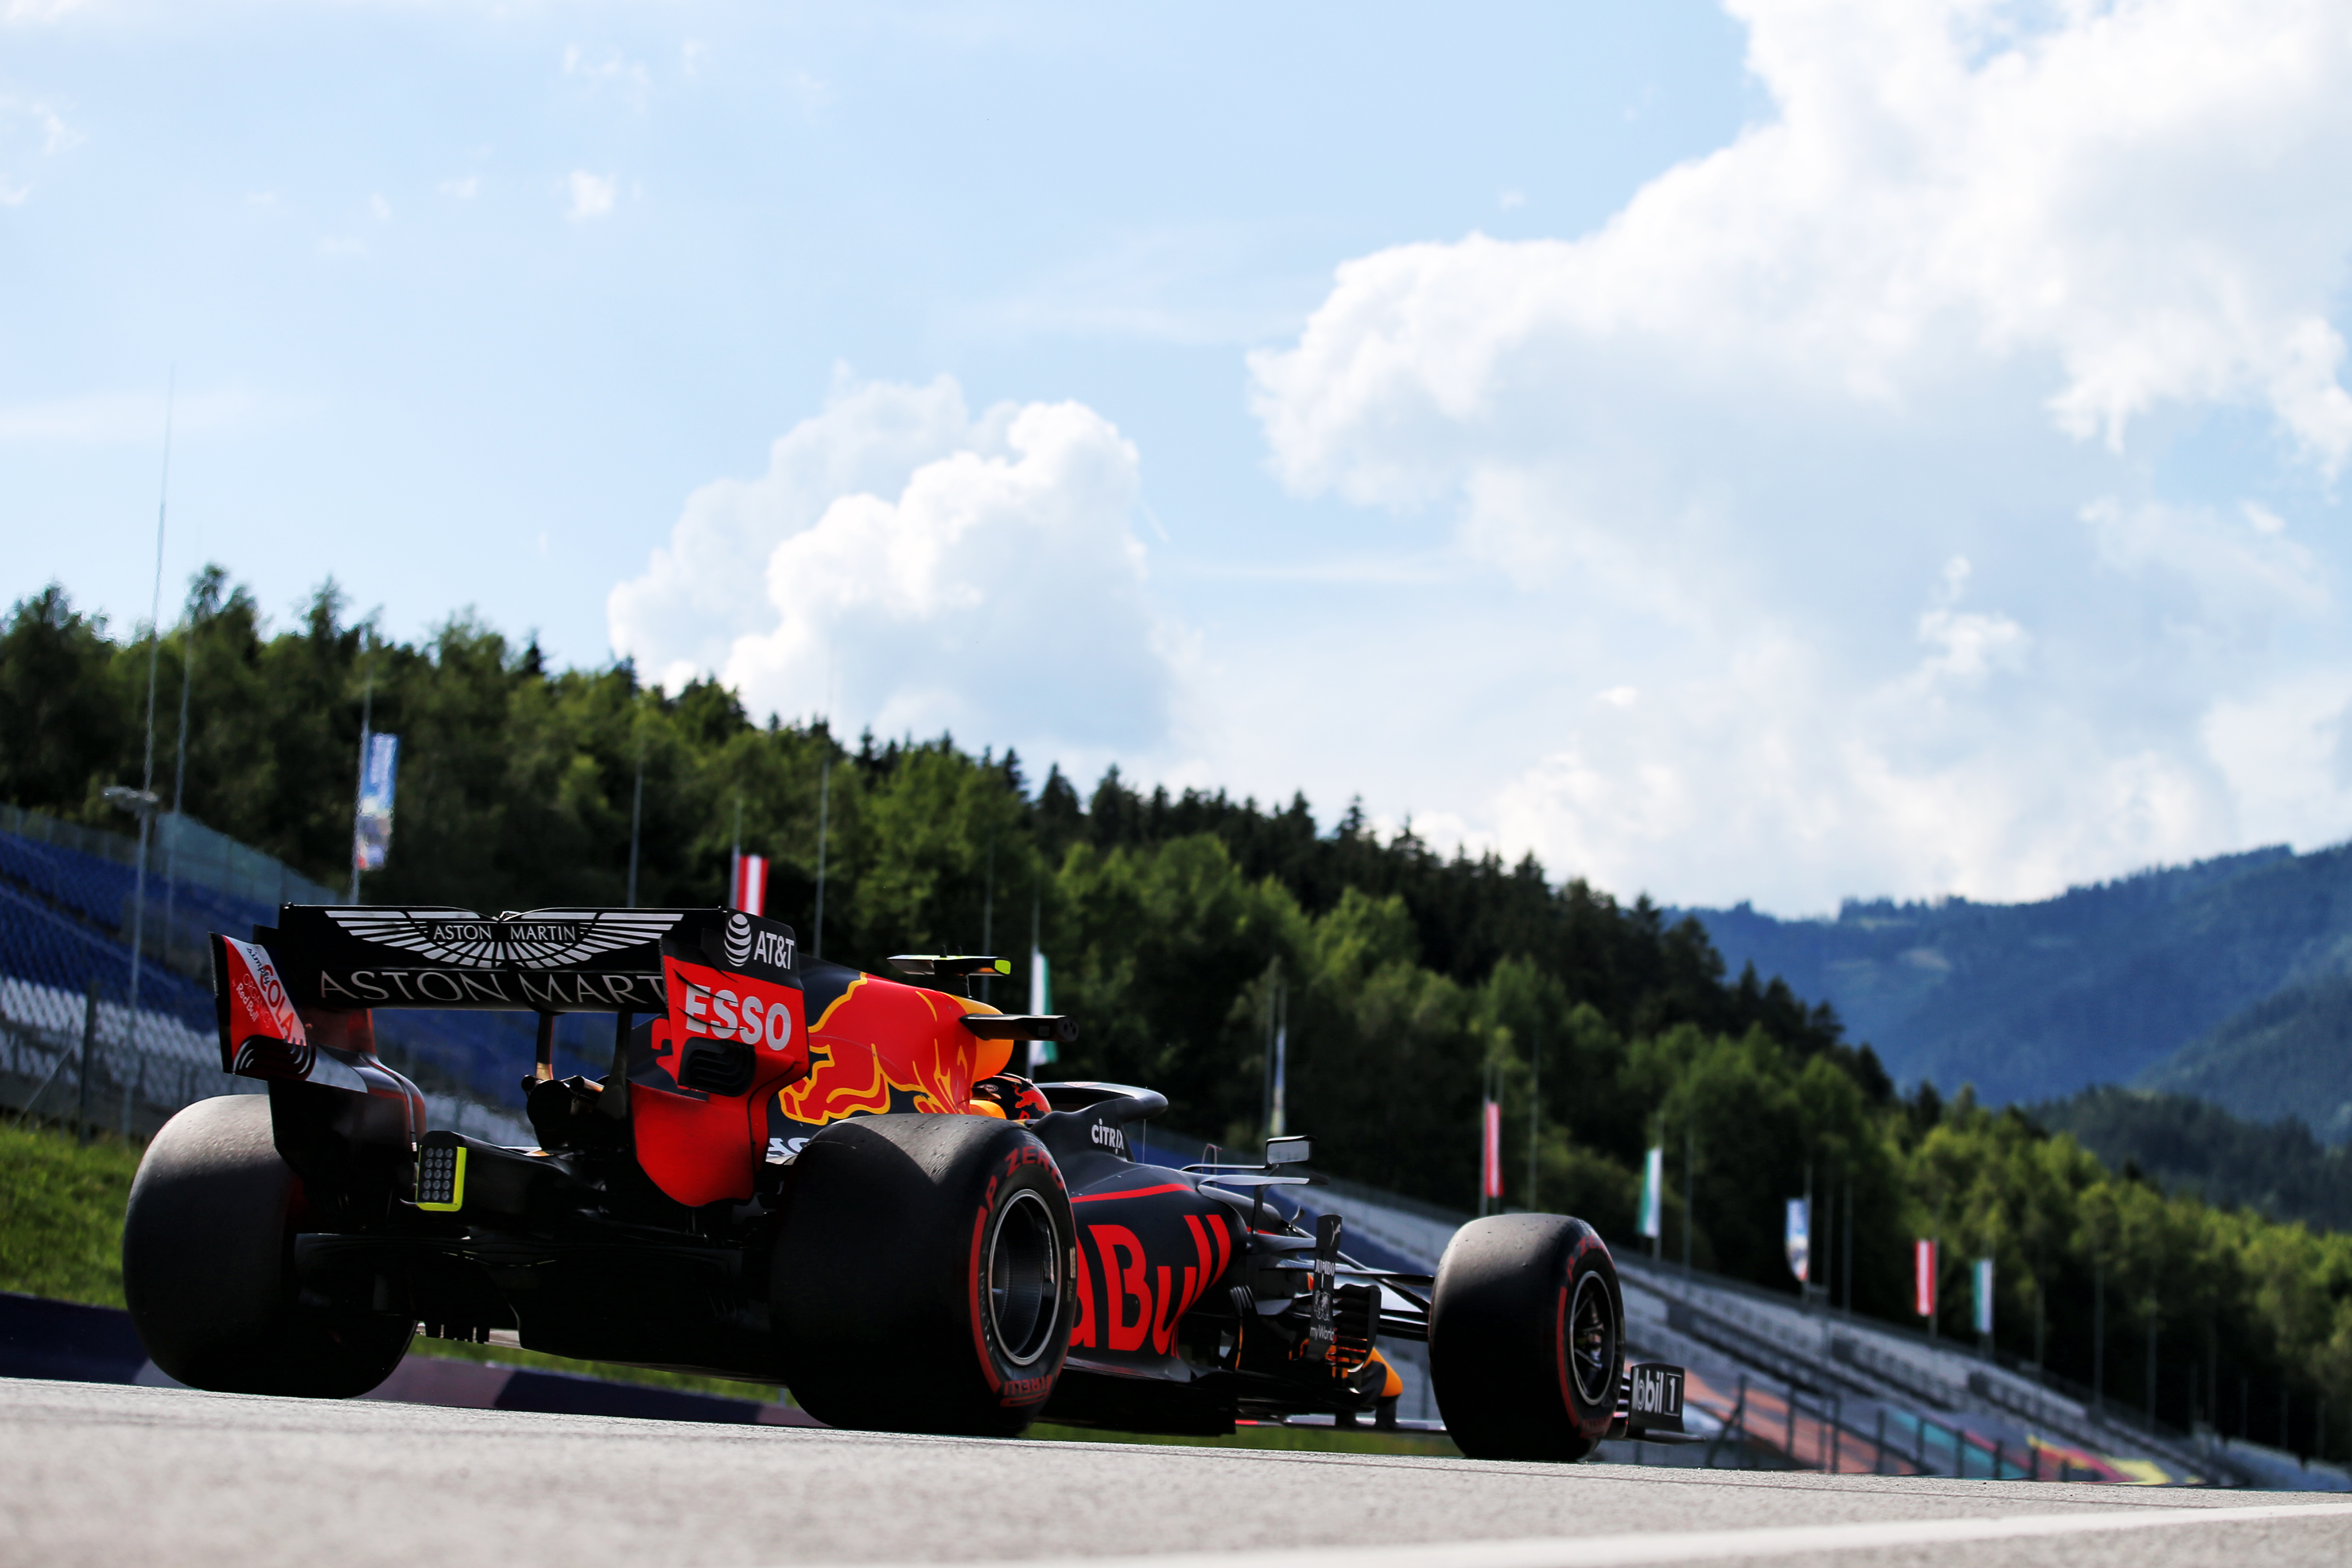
1429,1214,1622,1462
122,1094,412,1397
771,1114,1073,1437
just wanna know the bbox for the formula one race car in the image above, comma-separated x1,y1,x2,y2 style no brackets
122,904,1686,1460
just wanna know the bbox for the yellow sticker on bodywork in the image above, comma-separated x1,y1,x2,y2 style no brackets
416,1144,467,1211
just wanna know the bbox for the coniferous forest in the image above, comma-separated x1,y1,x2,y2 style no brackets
4,573,2350,1456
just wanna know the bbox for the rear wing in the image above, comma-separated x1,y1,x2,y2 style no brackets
210,903,802,1091
247,905,789,1014
207,903,1075,1105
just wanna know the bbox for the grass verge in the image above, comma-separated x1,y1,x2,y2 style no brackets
0,1117,142,1307
410,1335,786,1401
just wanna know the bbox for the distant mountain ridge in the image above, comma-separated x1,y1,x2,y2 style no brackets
1678,841,2352,1133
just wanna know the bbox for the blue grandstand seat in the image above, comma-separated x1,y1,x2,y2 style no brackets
1,828,617,1110
0,832,141,934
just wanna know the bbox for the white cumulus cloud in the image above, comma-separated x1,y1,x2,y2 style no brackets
0,93,79,204
609,374,1181,768
1247,0,2352,910
565,170,615,220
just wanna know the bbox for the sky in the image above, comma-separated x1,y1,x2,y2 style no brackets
7,1,2352,916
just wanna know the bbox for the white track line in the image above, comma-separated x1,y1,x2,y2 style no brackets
850,1500,2352,1568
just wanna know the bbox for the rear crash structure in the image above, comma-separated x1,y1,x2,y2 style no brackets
123,904,1685,1458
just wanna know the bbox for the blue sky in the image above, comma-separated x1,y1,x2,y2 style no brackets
9,2,2352,914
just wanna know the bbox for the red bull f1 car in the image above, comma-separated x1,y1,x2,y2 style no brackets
122,904,1686,1459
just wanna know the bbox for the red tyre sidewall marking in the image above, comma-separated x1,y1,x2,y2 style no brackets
1561,1230,1614,1438
967,1142,1067,1410
1552,1279,1573,1421
968,1166,1000,1394
1013,1143,1073,1407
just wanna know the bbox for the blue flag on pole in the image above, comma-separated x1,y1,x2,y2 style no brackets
1785,1197,1811,1283
1639,1146,1663,1238
354,733,399,871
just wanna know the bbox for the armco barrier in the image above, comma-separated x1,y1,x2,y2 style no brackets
0,1291,823,1427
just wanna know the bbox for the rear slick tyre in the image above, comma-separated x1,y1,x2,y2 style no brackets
1428,1214,1623,1462
770,1114,1073,1436
122,1094,412,1397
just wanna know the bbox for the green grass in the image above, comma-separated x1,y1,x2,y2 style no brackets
410,1334,786,1401
0,1117,142,1307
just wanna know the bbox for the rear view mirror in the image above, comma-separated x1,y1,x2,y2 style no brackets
1264,1135,1313,1166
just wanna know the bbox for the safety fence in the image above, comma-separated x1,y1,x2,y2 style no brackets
1681,1367,2127,1479
1,1009,529,1147
0,803,338,910
0,811,539,1145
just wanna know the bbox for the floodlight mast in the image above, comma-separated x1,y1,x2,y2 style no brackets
813,744,830,960
118,372,175,1100
627,717,645,908
163,578,198,1002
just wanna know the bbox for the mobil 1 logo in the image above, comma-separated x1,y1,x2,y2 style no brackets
1626,1362,1686,1434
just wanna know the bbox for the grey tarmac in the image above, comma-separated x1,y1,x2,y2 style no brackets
1,1378,2347,1568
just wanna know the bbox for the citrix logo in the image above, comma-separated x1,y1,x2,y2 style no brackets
1090,1122,1125,1152
724,912,753,968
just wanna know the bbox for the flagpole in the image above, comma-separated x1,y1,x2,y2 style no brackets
625,718,644,908
1027,889,1047,1077
163,578,196,972
980,837,994,1004
347,649,373,904
1804,1162,1814,1308
1683,1125,1695,1277
1269,978,1287,1138
813,749,830,959
124,371,175,1089
729,793,743,907
1527,1024,1539,1210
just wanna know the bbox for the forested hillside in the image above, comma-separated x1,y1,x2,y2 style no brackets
2141,978,2352,1141
1685,845,2352,1121
2031,1088,2352,1234
6,573,2352,1449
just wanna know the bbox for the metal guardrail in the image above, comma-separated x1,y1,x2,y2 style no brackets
1666,1300,1848,1400
1823,1322,2239,1483
2,1017,254,1141
1627,1250,2252,1486
1955,1363,2244,1485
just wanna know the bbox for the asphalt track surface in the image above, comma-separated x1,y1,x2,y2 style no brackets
5,1379,2350,1568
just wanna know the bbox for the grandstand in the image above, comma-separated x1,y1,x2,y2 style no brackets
0,805,531,1142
